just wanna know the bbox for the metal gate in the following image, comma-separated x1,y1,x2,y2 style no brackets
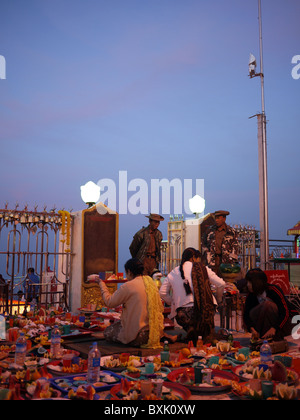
0,204,73,315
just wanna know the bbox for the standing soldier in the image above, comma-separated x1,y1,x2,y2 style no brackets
202,210,238,275
129,213,164,276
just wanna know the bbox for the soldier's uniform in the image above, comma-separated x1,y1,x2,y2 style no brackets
129,214,164,276
202,210,238,275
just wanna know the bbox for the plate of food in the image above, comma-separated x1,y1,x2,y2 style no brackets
144,351,194,369
26,378,62,400
50,371,122,395
121,365,171,380
233,360,299,385
101,355,144,372
47,357,88,375
109,378,191,400
167,367,236,393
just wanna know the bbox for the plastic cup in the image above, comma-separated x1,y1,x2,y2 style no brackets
160,351,169,362
140,380,152,398
65,312,72,321
292,356,300,373
169,352,179,362
238,347,250,357
152,378,164,398
26,339,32,351
145,362,155,374
282,356,293,368
194,365,203,384
63,324,71,335
71,314,78,323
119,353,130,364
9,328,18,342
249,379,262,392
261,381,274,399
208,356,219,367
62,354,73,368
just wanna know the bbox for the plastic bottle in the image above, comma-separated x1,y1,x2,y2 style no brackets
163,340,169,352
87,342,101,383
161,340,170,362
30,298,37,314
50,325,62,359
196,336,203,351
260,340,272,364
227,333,233,346
15,332,27,366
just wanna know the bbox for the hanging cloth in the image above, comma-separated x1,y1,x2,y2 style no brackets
141,275,164,349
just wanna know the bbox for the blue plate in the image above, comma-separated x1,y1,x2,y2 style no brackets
50,370,122,395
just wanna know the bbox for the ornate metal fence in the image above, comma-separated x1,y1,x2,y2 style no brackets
232,224,257,272
0,205,73,315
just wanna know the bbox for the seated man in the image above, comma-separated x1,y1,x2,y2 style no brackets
94,258,164,348
243,268,292,341
23,268,40,303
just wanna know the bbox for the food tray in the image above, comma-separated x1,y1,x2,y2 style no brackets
50,370,122,395
109,380,191,400
167,367,236,393
121,366,171,381
233,365,299,385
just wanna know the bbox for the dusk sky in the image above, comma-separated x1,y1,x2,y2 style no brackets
1,0,299,271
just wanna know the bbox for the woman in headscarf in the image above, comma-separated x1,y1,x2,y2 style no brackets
159,248,225,343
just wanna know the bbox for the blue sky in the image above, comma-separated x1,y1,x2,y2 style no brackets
0,0,299,270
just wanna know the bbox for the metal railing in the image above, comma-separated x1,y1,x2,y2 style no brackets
0,205,73,315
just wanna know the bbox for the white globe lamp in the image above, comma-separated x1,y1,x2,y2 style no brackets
189,195,205,218
80,181,100,208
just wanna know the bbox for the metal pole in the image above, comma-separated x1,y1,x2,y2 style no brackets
258,0,270,269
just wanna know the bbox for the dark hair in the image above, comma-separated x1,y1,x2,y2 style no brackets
193,249,206,264
179,248,196,295
245,268,268,295
124,258,144,277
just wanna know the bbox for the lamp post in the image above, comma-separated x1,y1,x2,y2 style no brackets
80,181,101,208
189,195,205,218
249,0,270,270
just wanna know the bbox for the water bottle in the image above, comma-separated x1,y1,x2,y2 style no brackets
196,336,204,351
50,325,62,359
15,332,27,366
87,342,101,383
161,340,170,362
30,298,37,314
260,340,272,364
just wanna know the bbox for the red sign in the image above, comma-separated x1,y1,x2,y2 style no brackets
265,270,290,295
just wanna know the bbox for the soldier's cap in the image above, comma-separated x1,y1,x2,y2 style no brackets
214,210,230,217
146,213,164,222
